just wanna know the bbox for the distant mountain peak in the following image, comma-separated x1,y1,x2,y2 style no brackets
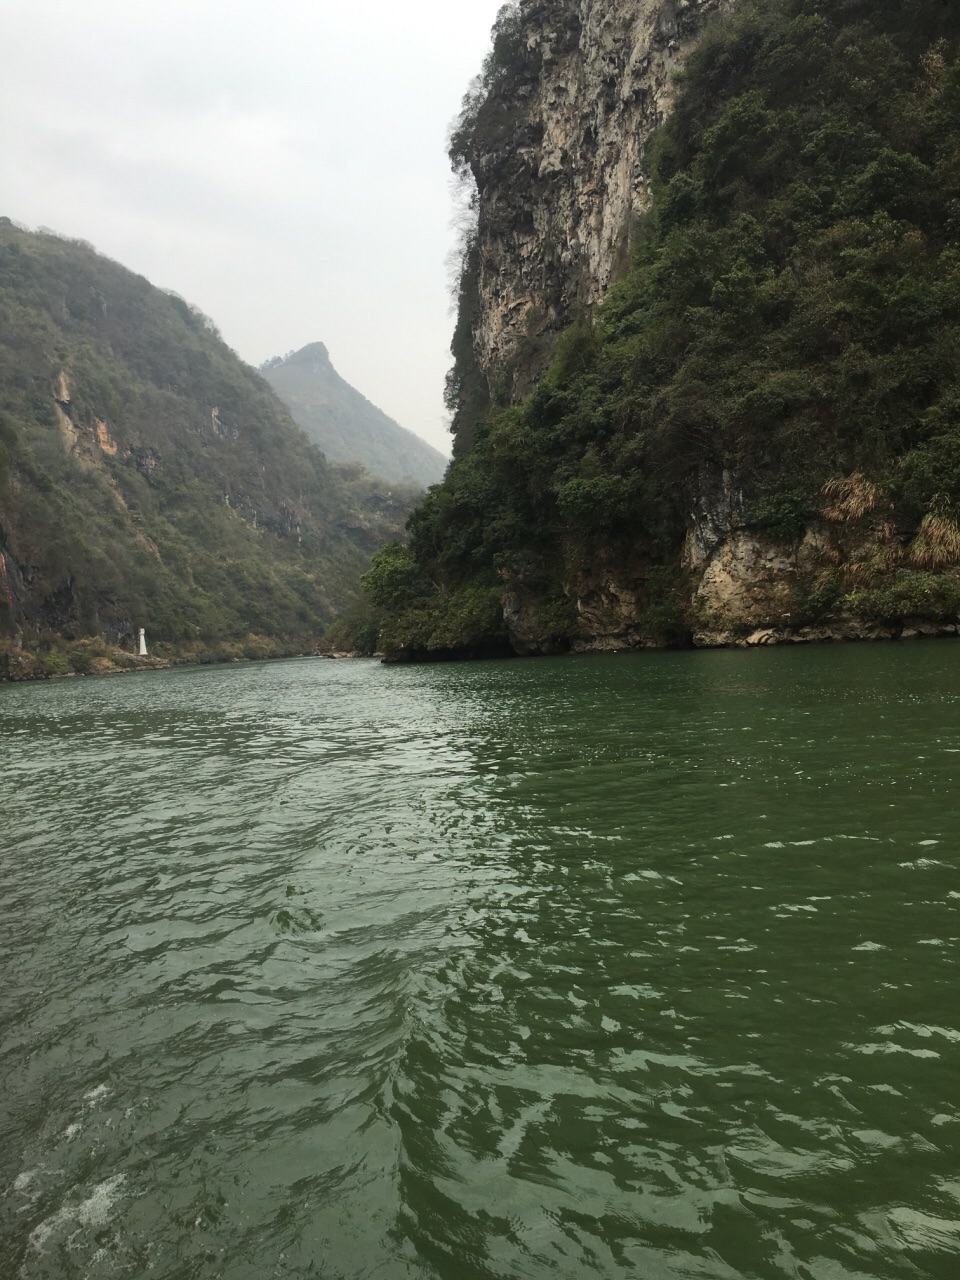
286,341,330,366
0,222,414,650
262,342,447,489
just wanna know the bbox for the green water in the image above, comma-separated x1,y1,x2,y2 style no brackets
1,645,959,1279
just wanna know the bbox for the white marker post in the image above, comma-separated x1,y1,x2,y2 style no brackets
138,628,148,657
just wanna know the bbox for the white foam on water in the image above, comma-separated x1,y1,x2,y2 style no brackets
13,1169,40,1193
28,1175,126,1254
76,1176,125,1226
83,1084,110,1107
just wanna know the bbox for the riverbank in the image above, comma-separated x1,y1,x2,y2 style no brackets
0,634,358,683
690,619,960,649
383,617,960,663
0,639,169,681
7,616,957,679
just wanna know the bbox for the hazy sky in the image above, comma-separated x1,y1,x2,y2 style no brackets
1,0,509,455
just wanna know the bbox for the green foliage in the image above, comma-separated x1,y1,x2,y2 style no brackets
638,566,693,643
68,647,95,674
897,397,960,514
526,593,578,646
556,476,638,531
844,571,960,624
378,577,508,660
321,604,382,656
743,489,812,540
797,574,845,623
377,0,960,654
448,3,524,177
417,579,506,653
0,225,413,651
444,233,490,450
547,321,601,387
33,647,69,677
445,3,524,450
362,543,431,612
363,539,509,658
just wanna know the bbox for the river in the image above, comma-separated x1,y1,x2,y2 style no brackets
1,645,959,1279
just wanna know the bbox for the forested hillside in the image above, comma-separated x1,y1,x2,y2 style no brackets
262,343,447,488
369,0,960,660
0,223,417,669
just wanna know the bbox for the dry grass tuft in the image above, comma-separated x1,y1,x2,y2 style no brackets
909,509,960,569
920,41,947,94
822,473,884,522
844,544,901,585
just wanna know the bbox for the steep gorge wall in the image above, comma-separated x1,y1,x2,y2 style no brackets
466,0,728,406
382,0,960,661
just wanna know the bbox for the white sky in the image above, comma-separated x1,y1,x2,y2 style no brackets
1,0,508,455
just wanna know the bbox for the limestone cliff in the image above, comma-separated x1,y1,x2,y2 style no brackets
375,0,960,662
461,0,728,410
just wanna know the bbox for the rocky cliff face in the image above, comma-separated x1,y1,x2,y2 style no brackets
460,0,960,655
467,0,728,404
380,0,960,662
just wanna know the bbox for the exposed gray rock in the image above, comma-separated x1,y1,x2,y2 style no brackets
469,0,730,400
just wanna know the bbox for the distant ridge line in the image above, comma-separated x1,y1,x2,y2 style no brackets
262,343,448,489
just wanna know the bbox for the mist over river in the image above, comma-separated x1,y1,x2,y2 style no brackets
2,646,959,1280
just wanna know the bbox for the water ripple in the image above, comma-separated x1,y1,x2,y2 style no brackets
2,647,960,1278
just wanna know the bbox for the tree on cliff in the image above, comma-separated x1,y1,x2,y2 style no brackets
368,0,960,660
